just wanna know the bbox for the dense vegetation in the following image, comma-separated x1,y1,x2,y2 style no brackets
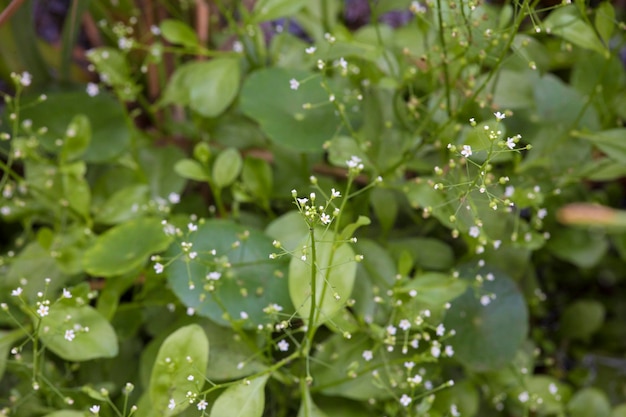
0,0,625,416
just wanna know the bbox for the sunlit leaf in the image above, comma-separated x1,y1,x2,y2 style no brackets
209,375,269,417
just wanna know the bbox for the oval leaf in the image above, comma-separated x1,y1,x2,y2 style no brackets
84,217,173,277
240,68,341,152
212,147,243,189
167,220,293,329
150,324,209,416
39,305,118,361
162,59,240,118
174,158,210,182
289,229,357,325
160,19,199,48
209,375,269,417
444,268,528,371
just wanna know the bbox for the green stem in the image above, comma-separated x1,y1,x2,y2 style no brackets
435,0,452,117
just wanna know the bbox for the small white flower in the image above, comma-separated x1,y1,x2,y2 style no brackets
518,391,529,403
469,226,480,238
65,329,75,342
86,83,99,97
430,344,441,358
444,345,455,356
480,295,491,306
537,208,548,219
168,398,176,409
494,111,506,121
386,325,397,335
506,136,516,149
207,272,221,280
37,304,49,317
167,192,180,204
20,72,32,87
320,213,331,225
11,287,22,297
337,57,347,69
277,340,289,352
305,46,316,54
362,350,373,361
400,394,412,407
89,405,100,414
410,1,427,14
188,223,198,232
197,400,208,410
62,288,72,298
460,145,472,158
331,188,341,198
154,263,164,274
399,319,411,331
450,404,460,417
289,78,300,90
436,324,445,336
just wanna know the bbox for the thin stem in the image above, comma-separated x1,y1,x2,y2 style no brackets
435,0,452,117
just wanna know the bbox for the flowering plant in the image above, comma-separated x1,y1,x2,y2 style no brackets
0,0,625,416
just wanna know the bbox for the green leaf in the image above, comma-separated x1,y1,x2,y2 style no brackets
241,157,273,202
60,114,91,162
167,220,293,329
339,216,371,241
240,68,341,152
212,148,243,189
251,0,308,22
209,375,269,417
39,305,118,361
160,19,199,48
0,330,24,380
94,184,150,225
289,229,357,325
43,412,85,417
18,90,130,162
567,388,611,417
444,268,528,371
297,388,329,417
547,228,608,268
174,159,210,182
612,404,626,417
399,273,468,305
543,5,607,55
578,129,626,165
150,324,209,417
594,2,615,45
139,145,187,200
560,300,605,340
266,211,309,253
84,218,172,277
389,238,454,270
370,188,398,234
161,59,241,118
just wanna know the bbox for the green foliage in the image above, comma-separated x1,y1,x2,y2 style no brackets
0,0,625,416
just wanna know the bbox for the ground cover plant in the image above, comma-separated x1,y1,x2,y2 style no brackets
0,0,625,416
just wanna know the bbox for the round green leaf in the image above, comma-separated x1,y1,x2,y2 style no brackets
93,184,150,225
444,269,528,371
567,388,611,417
209,375,269,417
560,300,605,341
39,304,118,361
60,114,91,162
84,218,172,277
150,324,209,417
18,90,130,162
212,147,243,189
161,59,240,118
289,229,357,325
167,220,293,329
160,19,199,48
174,158,210,182
240,68,341,152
